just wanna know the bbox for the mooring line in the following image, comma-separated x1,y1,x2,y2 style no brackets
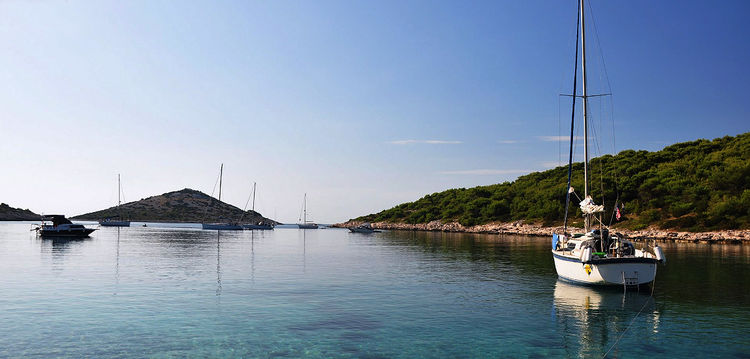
601,283,655,358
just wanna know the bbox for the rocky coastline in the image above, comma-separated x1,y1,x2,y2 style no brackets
334,220,749,244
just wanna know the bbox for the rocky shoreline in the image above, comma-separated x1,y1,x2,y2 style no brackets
334,220,749,244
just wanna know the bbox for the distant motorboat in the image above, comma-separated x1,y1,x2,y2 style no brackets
349,223,378,234
36,215,96,238
99,174,130,227
297,193,318,229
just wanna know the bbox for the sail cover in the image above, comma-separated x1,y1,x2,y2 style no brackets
579,196,604,214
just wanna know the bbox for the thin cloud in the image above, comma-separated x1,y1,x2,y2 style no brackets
389,139,462,145
537,135,586,142
439,169,530,175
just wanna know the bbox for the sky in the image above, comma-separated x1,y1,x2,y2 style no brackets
0,0,748,223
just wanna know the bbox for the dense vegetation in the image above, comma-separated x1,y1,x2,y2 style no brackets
357,133,750,231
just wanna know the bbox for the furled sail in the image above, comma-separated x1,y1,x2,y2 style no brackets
579,195,604,214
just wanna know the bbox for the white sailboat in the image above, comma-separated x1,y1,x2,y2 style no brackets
297,193,318,229
99,174,130,227
242,182,274,230
202,164,243,230
551,0,665,286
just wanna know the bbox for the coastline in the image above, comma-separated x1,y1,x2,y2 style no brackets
334,220,749,244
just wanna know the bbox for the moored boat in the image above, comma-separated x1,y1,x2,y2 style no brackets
100,218,130,227
201,164,243,231
244,223,274,230
240,182,274,230
36,215,96,238
551,0,665,286
202,223,243,230
349,223,378,233
99,174,130,227
297,193,318,229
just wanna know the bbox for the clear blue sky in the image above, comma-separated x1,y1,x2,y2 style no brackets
1,0,748,223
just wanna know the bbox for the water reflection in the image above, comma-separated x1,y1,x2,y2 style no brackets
250,230,256,284
115,227,120,294
39,236,91,271
299,229,308,273
553,280,659,357
216,231,222,297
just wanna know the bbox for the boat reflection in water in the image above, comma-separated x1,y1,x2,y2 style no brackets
553,280,661,357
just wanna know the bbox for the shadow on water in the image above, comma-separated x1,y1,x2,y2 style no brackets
377,230,556,277
655,242,750,308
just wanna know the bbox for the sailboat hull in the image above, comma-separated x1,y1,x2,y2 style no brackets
552,250,658,286
99,221,130,227
298,224,318,229
202,223,243,230
243,224,274,230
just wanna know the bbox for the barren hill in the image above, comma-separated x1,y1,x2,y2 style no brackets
73,188,275,224
0,203,39,221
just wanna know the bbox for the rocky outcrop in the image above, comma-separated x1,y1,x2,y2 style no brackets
335,220,750,244
0,203,39,221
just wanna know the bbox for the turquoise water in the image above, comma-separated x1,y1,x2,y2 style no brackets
0,222,748,358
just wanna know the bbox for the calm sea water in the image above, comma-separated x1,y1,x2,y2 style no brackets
0,222,748,358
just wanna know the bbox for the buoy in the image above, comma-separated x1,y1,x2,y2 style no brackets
654,245,666,264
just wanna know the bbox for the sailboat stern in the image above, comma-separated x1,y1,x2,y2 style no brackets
552,250,658,286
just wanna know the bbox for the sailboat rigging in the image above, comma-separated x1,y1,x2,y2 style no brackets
100,174,131,227
202,164,243,230
242,182,274,230
297,193,318,229
551,0,665,286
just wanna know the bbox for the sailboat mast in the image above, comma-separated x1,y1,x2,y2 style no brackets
218,163,223,201
580,0,591,231
117,174,121,207
303,193,307,224
252,182,256,212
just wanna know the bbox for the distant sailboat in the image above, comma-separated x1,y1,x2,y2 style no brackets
100,174,130,227
202,164,243,230
297,193,318,229
243,182,274,230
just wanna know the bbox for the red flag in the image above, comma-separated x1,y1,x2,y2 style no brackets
616,206,621,221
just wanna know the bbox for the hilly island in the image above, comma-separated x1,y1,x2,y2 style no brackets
343,133,750,241
0,203,39,221
72,188,275,224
